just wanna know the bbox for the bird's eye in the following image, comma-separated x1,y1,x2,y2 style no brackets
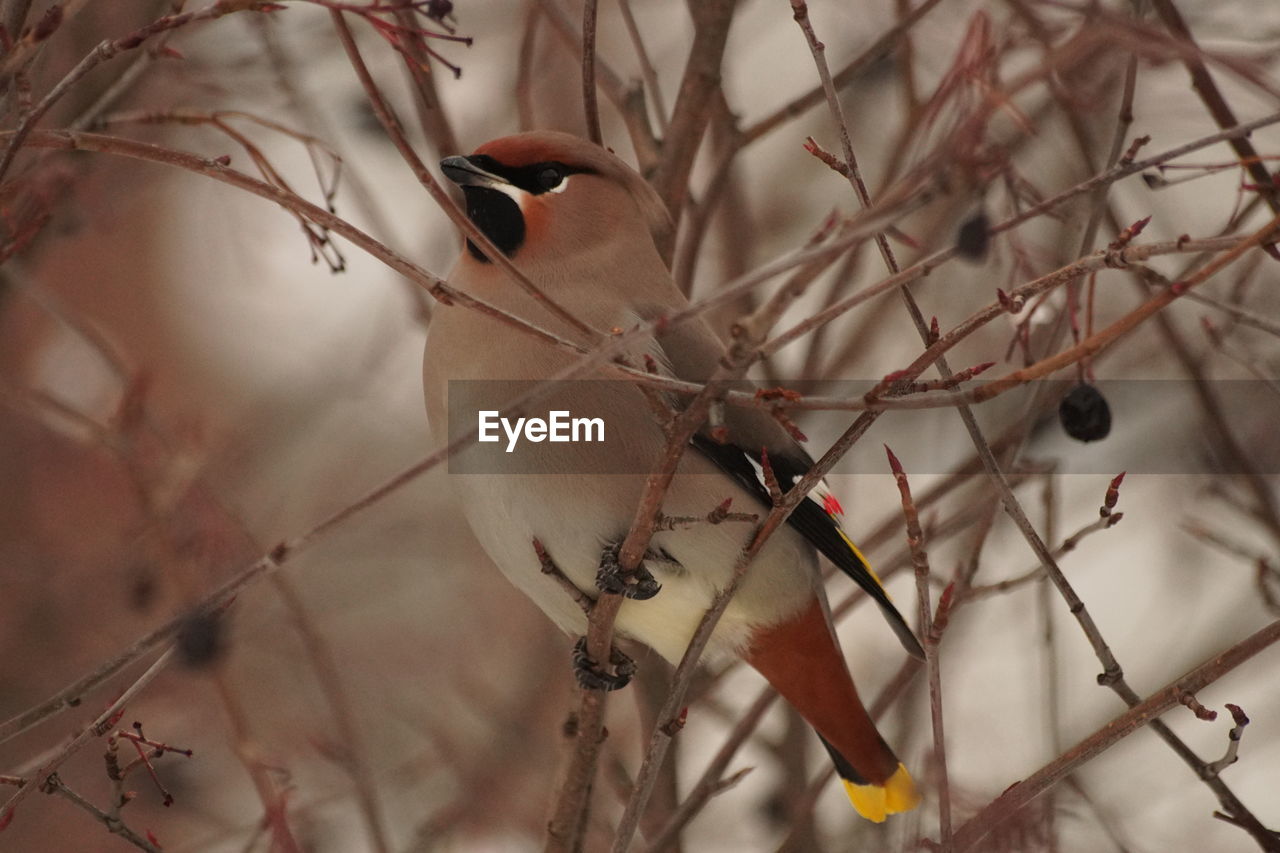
536,165,565,192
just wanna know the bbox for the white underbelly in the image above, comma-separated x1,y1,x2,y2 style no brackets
447,465,817,665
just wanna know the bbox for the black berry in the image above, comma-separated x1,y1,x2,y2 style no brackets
1059,383,1111,442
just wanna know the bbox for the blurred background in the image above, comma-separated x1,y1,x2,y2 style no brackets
1,1,1279,851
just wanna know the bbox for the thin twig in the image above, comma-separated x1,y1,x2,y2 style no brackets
649,0,735,224
887,445,951,847
647,688,778,853
617,0,668,133
0,0,272,183
6,127,585,355
741,0,946,145
43,775,162,853
389,0,461,157
760,108,1280,359
951,620,1280,851
328,9,600,344
581,0,601,144
1149,0,1280,214
533,0,658,170
269,573,391,853
0,650,175,828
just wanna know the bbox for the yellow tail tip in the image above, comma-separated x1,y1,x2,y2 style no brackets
842,764,921,823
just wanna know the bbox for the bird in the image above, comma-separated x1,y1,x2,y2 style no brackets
423,130,923,822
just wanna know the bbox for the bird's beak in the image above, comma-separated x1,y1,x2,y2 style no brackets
440,155,509,189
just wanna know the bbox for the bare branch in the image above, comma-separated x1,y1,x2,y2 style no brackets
952,620,1280,851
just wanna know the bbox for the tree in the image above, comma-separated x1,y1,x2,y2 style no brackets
1,1,1278,850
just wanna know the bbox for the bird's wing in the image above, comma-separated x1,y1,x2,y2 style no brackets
642,307,925,660
689,434,924,660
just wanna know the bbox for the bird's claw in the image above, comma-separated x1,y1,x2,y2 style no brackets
596,544,661,600
572,636,635,691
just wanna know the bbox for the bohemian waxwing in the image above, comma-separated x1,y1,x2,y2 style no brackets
423,130,922,822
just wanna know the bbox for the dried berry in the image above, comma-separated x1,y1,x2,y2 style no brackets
176,611,224,668
1059,383,1111,442
955,210,990,260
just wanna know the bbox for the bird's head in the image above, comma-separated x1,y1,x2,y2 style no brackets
441,131,673,266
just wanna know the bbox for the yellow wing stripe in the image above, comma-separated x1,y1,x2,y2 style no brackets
833,523,891,598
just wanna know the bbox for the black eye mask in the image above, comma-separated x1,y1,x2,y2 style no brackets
456,156,594,261
465,155,590,195
461,185,524,262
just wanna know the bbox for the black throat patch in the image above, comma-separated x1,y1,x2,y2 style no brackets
462,185,525,262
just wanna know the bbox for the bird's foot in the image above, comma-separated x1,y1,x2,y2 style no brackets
596,544,661,600
572,636,636,691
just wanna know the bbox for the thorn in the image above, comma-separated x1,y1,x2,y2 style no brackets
759,448,783,505
884,444,904,476
1120,134,1151,165
996,287,1023,314
1109,215,1151,250
954,361,995,384
706,498,733,524
1101,471,1126,517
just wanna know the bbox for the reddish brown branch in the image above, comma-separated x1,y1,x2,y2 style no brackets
0,650,175,833
581,0,602,144
0,0,279,183
1149,0,1280,215
887,445,952,847
952,620,1280,851
649,0,735,223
